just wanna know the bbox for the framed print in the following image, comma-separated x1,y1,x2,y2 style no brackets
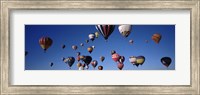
1,0,199,94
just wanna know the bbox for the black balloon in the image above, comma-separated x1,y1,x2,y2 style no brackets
161,57,172,67
82,56,92,66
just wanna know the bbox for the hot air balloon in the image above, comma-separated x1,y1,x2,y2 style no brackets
80,43,84,46
98,66,103,70
111,50,116,55
39,37,53,52
91,60,98,69
152,33,162,44
64,57,75,68
136,56,145,65
92,45,95,49
89,33,95,41
72,45,78,50
118,25,132,37
119,56,125,63
95,32,99,38
76,56,81,62
161,57,172,67
86,40,89,43
129,56,137,64
50,62,53,67
62,44,66,49
129,40,133,44
112,53,120,62
100,56,105,62
95,25,115,40
77,52,81,56
25,51,28,56
77,62,82,68
87,46,93,54
81,56,92,66
117,62,124,70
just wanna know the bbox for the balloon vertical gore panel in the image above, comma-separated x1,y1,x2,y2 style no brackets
25,25,175,70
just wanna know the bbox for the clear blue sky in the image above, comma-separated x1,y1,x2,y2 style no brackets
25,25,175,70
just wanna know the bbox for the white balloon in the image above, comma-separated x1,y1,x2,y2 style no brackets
118,25,132,37
88,34,95,41
129,56,137,64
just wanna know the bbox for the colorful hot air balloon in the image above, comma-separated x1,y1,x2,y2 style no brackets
112,53,120,62
62,44,66,49
98,65,103,70
72,45,78,50
81,56,92,66
152,33,162,44
86,40,89,43
50,62,53,67
100,56,105,62
129,40,133,44
119,56,125,63
118,25,132,37
80,43,84,46
77,52,81,56
136,56,145,65
117,62,124,70
95,25,115,40
87,46,93,54
77,62,82,68
88,33,95,41
64,57,75,68
161,57,172,67
95,32,99,38
91,60,98,69
39,37,53,52
111,50,116,55
129,56,137,64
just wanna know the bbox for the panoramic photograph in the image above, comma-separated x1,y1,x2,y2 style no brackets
25,25,175,70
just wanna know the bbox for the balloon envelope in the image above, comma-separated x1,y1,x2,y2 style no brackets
39,37,53,52
118,25,132,37
91,60,98,68
100,56,105,62
119,56,125,63
129,56,137,64
136,56,145,65
161,57,172,67
72,45,78,50
95,32,99,38
117,62,124,70
64,57,75,67
81,56,92,66
152,33,162,44
95,25,115,40
98,66,103,70
87,47,93,54
88,33,95,41
112,53,120,62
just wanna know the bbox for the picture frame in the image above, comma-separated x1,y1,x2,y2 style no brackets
1,0,199,94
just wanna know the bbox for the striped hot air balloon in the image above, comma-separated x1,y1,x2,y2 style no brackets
39,37,53,52
95,25,115,40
